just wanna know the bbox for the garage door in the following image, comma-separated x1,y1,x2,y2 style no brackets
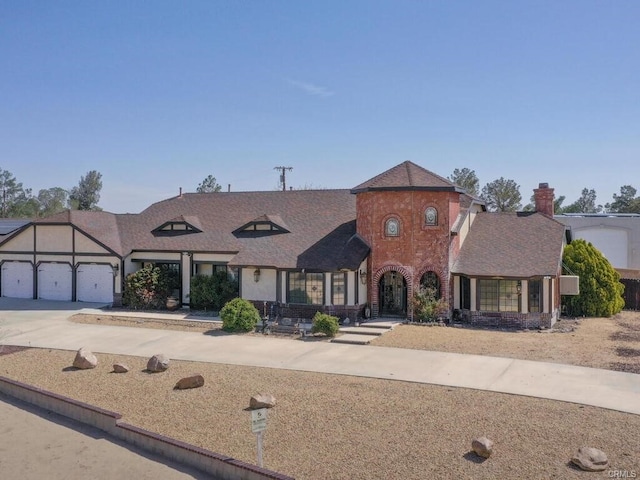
77,264,113,304
1,261,34,299
37,263,72,301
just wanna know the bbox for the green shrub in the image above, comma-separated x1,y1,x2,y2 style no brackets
220,298,260,332
412,286,448,322
123,265,171,309
311,312,340,337
190,271,239,311
562,239,625,317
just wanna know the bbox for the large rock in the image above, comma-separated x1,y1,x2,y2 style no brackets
147,354,170,372
112,363,129,373
471,437,494,458
73,347,98,369
571,447,609,471
249,393,277,409
174,374,205,390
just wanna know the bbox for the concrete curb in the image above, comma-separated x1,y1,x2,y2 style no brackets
0,376,294,480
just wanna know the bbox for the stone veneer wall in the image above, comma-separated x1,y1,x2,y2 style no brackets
248,300,365,322
460,310,557,329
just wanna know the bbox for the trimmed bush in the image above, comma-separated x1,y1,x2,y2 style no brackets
220,298,260,332
311,312,340,337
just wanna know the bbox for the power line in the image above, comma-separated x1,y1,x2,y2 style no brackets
273,166,293,191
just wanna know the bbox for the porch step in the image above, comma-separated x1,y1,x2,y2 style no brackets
338,326,389,336
330,334,374,345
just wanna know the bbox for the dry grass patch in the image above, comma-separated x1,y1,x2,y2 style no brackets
372,311,640,373
0,348,639,480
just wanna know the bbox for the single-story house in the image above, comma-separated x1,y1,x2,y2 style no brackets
0,161,572,328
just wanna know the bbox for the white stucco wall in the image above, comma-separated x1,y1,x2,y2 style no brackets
241,267,277,301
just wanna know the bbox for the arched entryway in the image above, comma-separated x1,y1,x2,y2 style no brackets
379,270,407,316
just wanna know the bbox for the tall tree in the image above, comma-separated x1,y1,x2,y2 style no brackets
37,187,69,217
69,170,102,211
196,175,222,193
563,188,602,213
481,177,522,212
0,167,37,218
448,168,480,196
606,185,640,213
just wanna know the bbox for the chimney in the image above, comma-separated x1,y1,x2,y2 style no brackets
179,187,183,197
533,182,554,217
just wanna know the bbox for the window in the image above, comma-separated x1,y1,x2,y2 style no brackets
332,273,346,305
288,272,324,305
478,279,520,312
460,276,471,310
528,279,542,313
420,271,441,299
385,218,400,237
425,207,438,226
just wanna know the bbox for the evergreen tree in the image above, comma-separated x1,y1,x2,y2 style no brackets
562,239,624,317
481,177,522,212
69,170,102,211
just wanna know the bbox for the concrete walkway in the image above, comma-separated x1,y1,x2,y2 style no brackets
1,298,639,416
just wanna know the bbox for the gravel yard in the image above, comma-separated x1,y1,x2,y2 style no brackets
1,311,639,479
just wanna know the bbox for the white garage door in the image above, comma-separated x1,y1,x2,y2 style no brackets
38,263,72,301
77,264,113,304
1,261,34,299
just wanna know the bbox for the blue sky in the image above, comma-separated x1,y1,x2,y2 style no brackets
1,1,639,213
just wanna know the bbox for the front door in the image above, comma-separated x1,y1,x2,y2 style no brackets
379,271,407,316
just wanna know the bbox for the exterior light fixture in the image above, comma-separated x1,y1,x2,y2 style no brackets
254,268,261,282
359,269,367,285
112,263,119,277
516,281,522,294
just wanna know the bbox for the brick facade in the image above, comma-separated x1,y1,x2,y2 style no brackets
355,190,461,318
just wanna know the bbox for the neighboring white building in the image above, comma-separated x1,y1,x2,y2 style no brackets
555,214,640,270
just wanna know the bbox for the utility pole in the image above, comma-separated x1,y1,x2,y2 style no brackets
273,166,293,191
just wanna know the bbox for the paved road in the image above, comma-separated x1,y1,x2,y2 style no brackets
1,298,640,416
0,393,208,480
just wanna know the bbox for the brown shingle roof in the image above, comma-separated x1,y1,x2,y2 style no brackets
452,212,566,277
118,190,364,270
351,160,463,193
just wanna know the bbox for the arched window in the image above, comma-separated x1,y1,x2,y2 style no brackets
385,218,400,237
425,207,438,226
420,271,441,299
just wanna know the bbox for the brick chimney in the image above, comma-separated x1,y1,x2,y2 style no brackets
534,182,554,217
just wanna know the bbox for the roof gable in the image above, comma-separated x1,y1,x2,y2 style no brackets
351,160,464,194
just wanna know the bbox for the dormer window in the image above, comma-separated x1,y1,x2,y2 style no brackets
385,218,400,237
233,214,290,236
152,216,202,236
425,207,438,226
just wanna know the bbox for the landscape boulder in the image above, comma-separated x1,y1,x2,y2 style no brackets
147,354,170,372
174,374,205,390
112,363,129,373
72,347,98,369
250,393,277,409
571,447,609,471
471,437,494,459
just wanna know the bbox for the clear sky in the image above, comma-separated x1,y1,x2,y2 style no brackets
1,1,639,213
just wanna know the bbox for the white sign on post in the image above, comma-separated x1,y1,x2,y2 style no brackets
251,408,268,467
251,408,267,433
